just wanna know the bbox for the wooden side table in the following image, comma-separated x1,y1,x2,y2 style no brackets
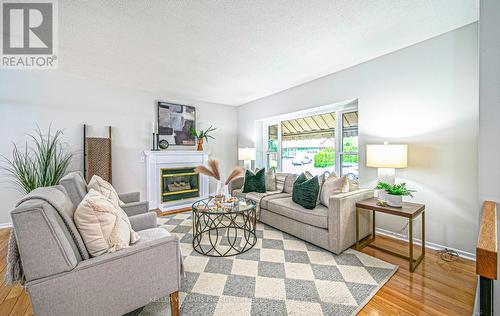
355,197,425,272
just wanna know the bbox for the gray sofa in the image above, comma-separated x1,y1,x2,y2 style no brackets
10,181,181,315
229,173,373,254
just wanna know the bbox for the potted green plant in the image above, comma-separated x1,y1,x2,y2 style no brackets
1,126,73,194
190,125,216,151
375,182,416,207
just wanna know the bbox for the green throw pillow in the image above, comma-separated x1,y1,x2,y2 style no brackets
242,168,266,193
292,173,320,210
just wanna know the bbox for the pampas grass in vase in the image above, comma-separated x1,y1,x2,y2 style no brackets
194,160,244,200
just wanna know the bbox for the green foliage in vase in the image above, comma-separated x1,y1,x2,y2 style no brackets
190,125,216,142
1,126,73,194
376,182,416,197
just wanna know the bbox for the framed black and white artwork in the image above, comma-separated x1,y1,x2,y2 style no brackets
157,101,196,146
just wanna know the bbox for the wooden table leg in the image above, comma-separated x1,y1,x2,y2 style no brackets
409,217,414,272
372,209,376,240
422,210,425,256
170,291,179,316
356,207,360,250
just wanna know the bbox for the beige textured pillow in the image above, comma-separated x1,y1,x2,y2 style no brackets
305,171,325,205
87,175,124,206
348,178,360,191
320,175,349,207
275,173,288,192
283,174,298,193
74,189,140,257
265,169,277,191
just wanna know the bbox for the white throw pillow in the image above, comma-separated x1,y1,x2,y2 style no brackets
320,175,349,207
74,189,140,257
87,175,124,206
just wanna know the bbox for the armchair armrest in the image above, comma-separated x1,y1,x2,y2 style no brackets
228,176,244,194
129,212,157,231
119,191,140,203
27,234,181,316
327,189,374,254
121,200,149,216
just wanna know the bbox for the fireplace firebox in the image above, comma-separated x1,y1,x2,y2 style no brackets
161,167,200,203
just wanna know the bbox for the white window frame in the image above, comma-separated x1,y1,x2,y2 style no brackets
336,109,359,177
261,102,358,176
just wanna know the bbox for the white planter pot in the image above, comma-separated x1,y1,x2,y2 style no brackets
376,190,387,201
386,194,403,208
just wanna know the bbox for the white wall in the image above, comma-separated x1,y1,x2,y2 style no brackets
478,0,500,311
0,71,238,224
237,23,479,255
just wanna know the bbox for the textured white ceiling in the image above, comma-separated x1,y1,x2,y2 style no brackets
59,1,478,106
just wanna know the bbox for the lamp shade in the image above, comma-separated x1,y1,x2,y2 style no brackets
238,147,256,161
366,144,407,168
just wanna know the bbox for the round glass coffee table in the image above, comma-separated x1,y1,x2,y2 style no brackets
192,197,257,257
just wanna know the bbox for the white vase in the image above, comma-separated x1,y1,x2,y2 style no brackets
215,179,229,199
386,194,403,208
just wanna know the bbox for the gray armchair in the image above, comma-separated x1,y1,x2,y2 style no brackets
11,185,181,316
59,171,155,229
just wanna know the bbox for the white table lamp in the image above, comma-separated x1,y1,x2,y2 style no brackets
239,147,256,170
366,142,407,185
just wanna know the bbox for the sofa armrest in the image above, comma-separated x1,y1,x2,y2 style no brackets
228,176,244,194
26,235,181,316
119,192,140,203
121,201,149,216
129,212,157,231
327,189,374,254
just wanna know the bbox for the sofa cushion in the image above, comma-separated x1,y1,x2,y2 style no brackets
267,197,328,229
260,192,291,209
246,190,282,206
242,169,266,193
138,227,170,243
74,189,140,257
292,173,320,210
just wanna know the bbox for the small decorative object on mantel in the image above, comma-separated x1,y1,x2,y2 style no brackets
375,182,416,207
194,159,244,200
151,122,159,151
190,125,216,151
158,139,169,150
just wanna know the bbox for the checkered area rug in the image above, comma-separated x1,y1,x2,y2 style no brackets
156,212,398,316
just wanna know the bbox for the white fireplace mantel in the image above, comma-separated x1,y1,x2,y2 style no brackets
144,150,209,210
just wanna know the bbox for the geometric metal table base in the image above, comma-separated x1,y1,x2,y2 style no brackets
355,203,425,273
192,198,257,257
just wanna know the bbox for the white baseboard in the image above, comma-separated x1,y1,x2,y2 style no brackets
375,227,476,261
0,222,12,229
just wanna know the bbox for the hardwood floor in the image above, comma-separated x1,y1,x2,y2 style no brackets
0,221,477,315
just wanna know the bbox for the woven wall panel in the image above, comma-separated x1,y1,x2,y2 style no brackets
85,137,112,183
